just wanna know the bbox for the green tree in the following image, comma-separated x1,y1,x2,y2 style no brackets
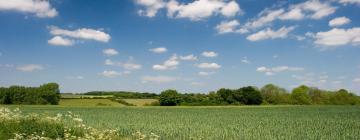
260,84,289,104
159,89,181,106
216,88,236,104
291,85,311,105
234,86,263,105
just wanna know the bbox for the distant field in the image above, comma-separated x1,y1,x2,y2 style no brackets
123,99,158,106
59,99,124,107
4,105,360,139
60,94,113,99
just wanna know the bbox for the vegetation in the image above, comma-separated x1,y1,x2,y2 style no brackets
3,105,360,140
59,99,125,107
0,83,60,105
84,91,157,99
158,84,360,106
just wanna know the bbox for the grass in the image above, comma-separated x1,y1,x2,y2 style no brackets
2,105,360,139
59,99,125,107
123,99,158,106
61,94,113,99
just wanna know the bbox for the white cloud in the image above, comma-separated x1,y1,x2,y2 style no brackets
244,8,284,30
16,64,43,72
241,57,251,64
279,8,304,20
103,48,119,56
220,1,241,17
180,54,197,61
0,0,58,18
49,26,111,42
198,71,214,76
149,47,167,53
197,63,221,69
135,0,165,17
152,54,179,70
339,0,360,5
104,59,142,70
166,0,241,21
313,27,360,49
122,62,142,70
289,0,336,20
329,16,351,27
240,0,335,31
246,26,295,41
141,75,177,83
202,51,218,57
100,70,122,78
215,20,240,34
257,66,304,76
48,36,74,46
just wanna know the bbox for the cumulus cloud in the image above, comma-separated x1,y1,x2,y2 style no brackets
197,63,221,69
166,0,241,21
202,51,218,58
48,26,111,42
286,0,336,20
240,0,335,32
141,75,177,83
16,64,43,72
180,54,197,61
103,48,119,56
246,26,295,41
329,17,351,27
0,0,58,18
152,54,179,70
313,27,360,49
257,66,304,76
135,0,165,17
48,36,74,46
100,70,122,78
149,47,167,53
215,20,240,34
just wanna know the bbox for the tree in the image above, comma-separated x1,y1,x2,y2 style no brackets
216,88,236,104
261,84,289,104
330,89,357,105
159,89,181,106
234,86,263,105
291,85,311,105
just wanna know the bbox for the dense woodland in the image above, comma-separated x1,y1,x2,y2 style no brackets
0,83,60,105
0,83,359,106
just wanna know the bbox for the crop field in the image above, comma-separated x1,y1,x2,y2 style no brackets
123,99,158,106
59,99,125,107
3,105,360,139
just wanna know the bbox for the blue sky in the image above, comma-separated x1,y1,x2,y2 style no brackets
0,0,359,94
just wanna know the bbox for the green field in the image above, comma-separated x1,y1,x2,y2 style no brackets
123,99,158,106
4,105,360,139
59,99,125,107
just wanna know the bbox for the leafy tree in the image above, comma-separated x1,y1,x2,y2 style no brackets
261,84,289,104
216,88,236,104
159,89,181,106
234,86,263,105
291,85,311,105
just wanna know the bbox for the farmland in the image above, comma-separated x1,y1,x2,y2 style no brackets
3,105,360,139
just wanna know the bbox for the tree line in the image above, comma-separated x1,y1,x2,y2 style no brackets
158,84,360,106
0,83,60,105
84,91,157,99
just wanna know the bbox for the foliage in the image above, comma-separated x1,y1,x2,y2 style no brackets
291,85,312,105
0,83,60,105
84,91,157,99
159,89,181,106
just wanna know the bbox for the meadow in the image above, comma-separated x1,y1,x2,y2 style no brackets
3,105,360,140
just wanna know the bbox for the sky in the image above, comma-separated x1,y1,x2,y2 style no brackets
0,0,359,94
